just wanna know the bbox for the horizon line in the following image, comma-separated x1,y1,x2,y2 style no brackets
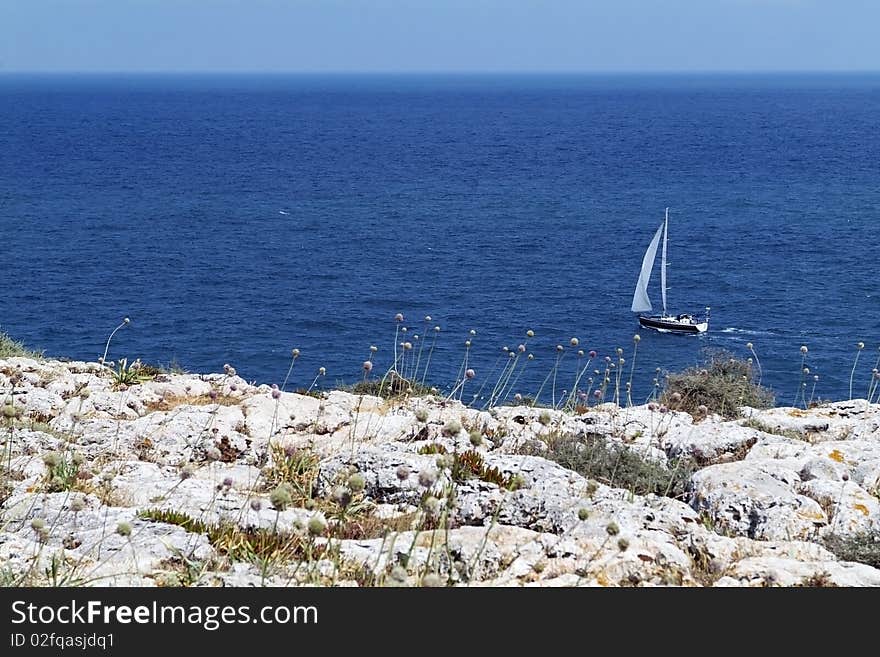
3,68,880,76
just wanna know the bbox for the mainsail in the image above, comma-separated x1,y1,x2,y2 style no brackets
631,220,664,313
660,208,668,315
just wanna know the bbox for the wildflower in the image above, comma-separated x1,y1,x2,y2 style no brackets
269,485,292,510
362,360,373,373
442,419,462,436
606,521,620,536
395,313,404,322
589,350,597,358
318,367,326,376
70,495,86,513
332,486,352,507
291,348,300,358
396,465,410,481
347,472,365,493
858,342,865,350
418,469,437,488
250,499,262,512
370,345,378,353
221,476,234,489
518,344,526,353
633,334,641,343
617,538,630,551
526,329,535,338
308,513,327,536
425,315,432,322
578,507,590,521
746,342,753,350
556,344,564,352
469,430,483,447
570,337,579,347
421,573,443,587
116,522,132,537
800,345,808,355
390,565,408,583
403,341,412,350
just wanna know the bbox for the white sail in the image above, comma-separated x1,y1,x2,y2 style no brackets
631,221,664,313
660,208,668,315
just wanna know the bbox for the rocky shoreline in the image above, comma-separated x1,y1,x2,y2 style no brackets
1,356,879,586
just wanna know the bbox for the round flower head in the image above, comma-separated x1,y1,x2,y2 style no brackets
633,334,641,343
250,499,262,512
362,360,373,372
370,345,378,353
465,368,475,379
857,342,865,350
464,340,471,348
577,350,584,357
395,313,404,322
469,329,476,336
469,430,483,447
578,507,590,521
396,465,410,481
434,325,441,332
318,367,326,376
291,348,300,358
418,468,437,488
401,326,407,334
616,347,624,356
116,521,132,537
424,315,432,322
556,344,564,352
593,390,602,399
269,484,292,510
347,472,366,492
605,521,620,536
308,513,327,536
527,354,534,360
589,350,597,358
123,317,130,324
70,495,87,513
403,342,412,350
526,329,535,338
518,344,526,353
746,342,753,350
800,345,808,354
570,337,579,347
271,388,281,400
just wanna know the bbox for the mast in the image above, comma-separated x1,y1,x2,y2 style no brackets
660,207,668,316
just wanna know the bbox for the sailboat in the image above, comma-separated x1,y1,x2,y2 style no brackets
631,208,709,334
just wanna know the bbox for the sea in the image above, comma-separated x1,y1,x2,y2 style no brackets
2,73,879,406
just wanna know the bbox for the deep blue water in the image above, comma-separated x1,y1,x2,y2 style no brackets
2,73,880,405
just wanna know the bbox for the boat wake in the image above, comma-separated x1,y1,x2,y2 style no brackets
719,327,774,336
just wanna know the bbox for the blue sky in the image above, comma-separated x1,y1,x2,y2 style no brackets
2,0,879,73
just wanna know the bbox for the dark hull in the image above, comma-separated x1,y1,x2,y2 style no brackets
638,315,707,334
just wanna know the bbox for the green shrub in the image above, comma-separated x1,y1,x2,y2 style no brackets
661,350,774,419
521,433,696,500
823,532,880,569
0,330,42,359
